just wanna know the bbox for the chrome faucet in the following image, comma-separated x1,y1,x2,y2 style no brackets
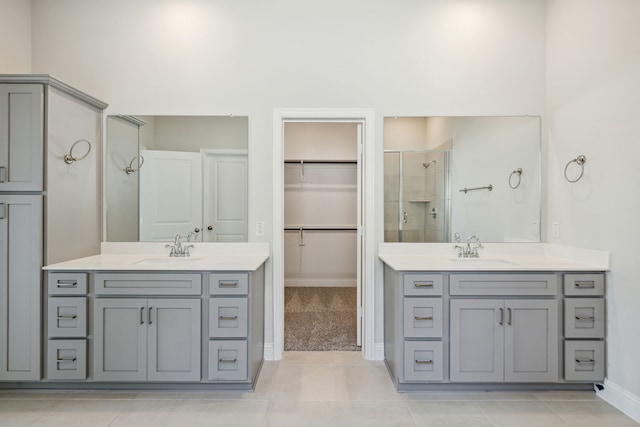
466,235,483,258
453,234,483,258
165,234,194,257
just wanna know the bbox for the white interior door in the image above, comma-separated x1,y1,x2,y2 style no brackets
139,150,202,241
202,151,248,242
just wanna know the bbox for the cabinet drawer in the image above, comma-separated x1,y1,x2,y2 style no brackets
564,298,605,338
564,274,604,296
208,340,248,381
403,341,444,382
209,298,248,338
47,340,87,380
564,341,604,381
403,274,443,296
95,273,202,295
48,273,88,295
403,298,443,338
450,273,558,296
48,297,87,338
209,273,249,295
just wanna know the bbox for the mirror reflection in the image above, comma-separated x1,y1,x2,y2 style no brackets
106,115,248,242
384,116,540,243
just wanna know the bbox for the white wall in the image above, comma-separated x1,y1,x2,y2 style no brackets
546,0,640,411
0,0,31,72
23,0,546,354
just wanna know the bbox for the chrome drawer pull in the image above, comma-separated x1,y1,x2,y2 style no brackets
219,358,237,363
56,357,77,363
56,280,78,288
148,307,153,325
575,281,595,289
56,315,77,320
219,281,239,287
0,166,6,183
414,282,434,288
415,359,433,365
575,359,595,364
414,316,433,321
575,316,595,321
219,315,238,321
0,203,5,219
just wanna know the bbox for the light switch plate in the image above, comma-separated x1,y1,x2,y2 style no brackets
256,221,265,237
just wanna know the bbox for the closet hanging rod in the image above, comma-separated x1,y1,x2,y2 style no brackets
284,159,357,164
284,226,358,231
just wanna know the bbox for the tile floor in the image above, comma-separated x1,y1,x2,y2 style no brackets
0,351,637,427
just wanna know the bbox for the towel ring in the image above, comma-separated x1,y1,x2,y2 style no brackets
509,168,523,189
564,155,586,183
125,155,144,175
63,139,92,164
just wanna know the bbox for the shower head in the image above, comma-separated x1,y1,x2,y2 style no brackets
423,160,436,169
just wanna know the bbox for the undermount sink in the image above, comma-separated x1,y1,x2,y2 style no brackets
134,257,201,265
448,257,519,266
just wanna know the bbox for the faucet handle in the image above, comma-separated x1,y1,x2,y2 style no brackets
184,244,195,257
453,245,464,258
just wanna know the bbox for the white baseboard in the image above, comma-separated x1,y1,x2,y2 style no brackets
263,342,276,361
597,379,640,423
372,342,385,360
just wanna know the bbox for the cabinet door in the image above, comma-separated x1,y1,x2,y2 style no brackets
450,299,504,382
94,298,147,381
0,84,43,192
504,299,558,382
147,299,201,382
0,195,42,381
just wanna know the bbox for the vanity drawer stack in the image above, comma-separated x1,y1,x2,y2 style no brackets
563,273,606,382
208,272,251,381
401,274,444,382
46,273,89,380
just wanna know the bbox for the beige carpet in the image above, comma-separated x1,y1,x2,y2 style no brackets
284,287,358,351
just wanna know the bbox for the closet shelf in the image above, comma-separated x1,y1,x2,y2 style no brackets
284,159,357,164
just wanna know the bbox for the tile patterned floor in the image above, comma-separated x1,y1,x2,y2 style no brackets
0,351,637,427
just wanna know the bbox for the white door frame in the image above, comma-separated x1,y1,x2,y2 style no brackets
272,108,376,360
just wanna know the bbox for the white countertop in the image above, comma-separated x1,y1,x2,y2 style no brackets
378,243,609,272
44,242,270,272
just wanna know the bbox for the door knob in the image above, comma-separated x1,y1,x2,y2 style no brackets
207,226,213,231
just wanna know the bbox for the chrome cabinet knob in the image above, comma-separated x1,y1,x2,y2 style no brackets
194,228,200,233
207,226,213,231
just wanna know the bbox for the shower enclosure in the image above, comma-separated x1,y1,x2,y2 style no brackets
384,150,450,242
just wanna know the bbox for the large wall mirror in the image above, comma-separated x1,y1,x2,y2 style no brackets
384,116,541,243
105,115,249,242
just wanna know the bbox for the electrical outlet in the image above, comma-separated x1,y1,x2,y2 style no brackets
552,222,560,238
255,221,265,237
532,221,539,236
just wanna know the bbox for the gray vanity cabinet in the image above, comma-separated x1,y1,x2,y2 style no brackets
0,195,42,381
0,84,44,192
450,298,558,383
1,76,106,383
94,298,201,382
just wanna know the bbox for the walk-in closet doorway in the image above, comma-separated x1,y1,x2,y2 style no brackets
272,109,375,361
